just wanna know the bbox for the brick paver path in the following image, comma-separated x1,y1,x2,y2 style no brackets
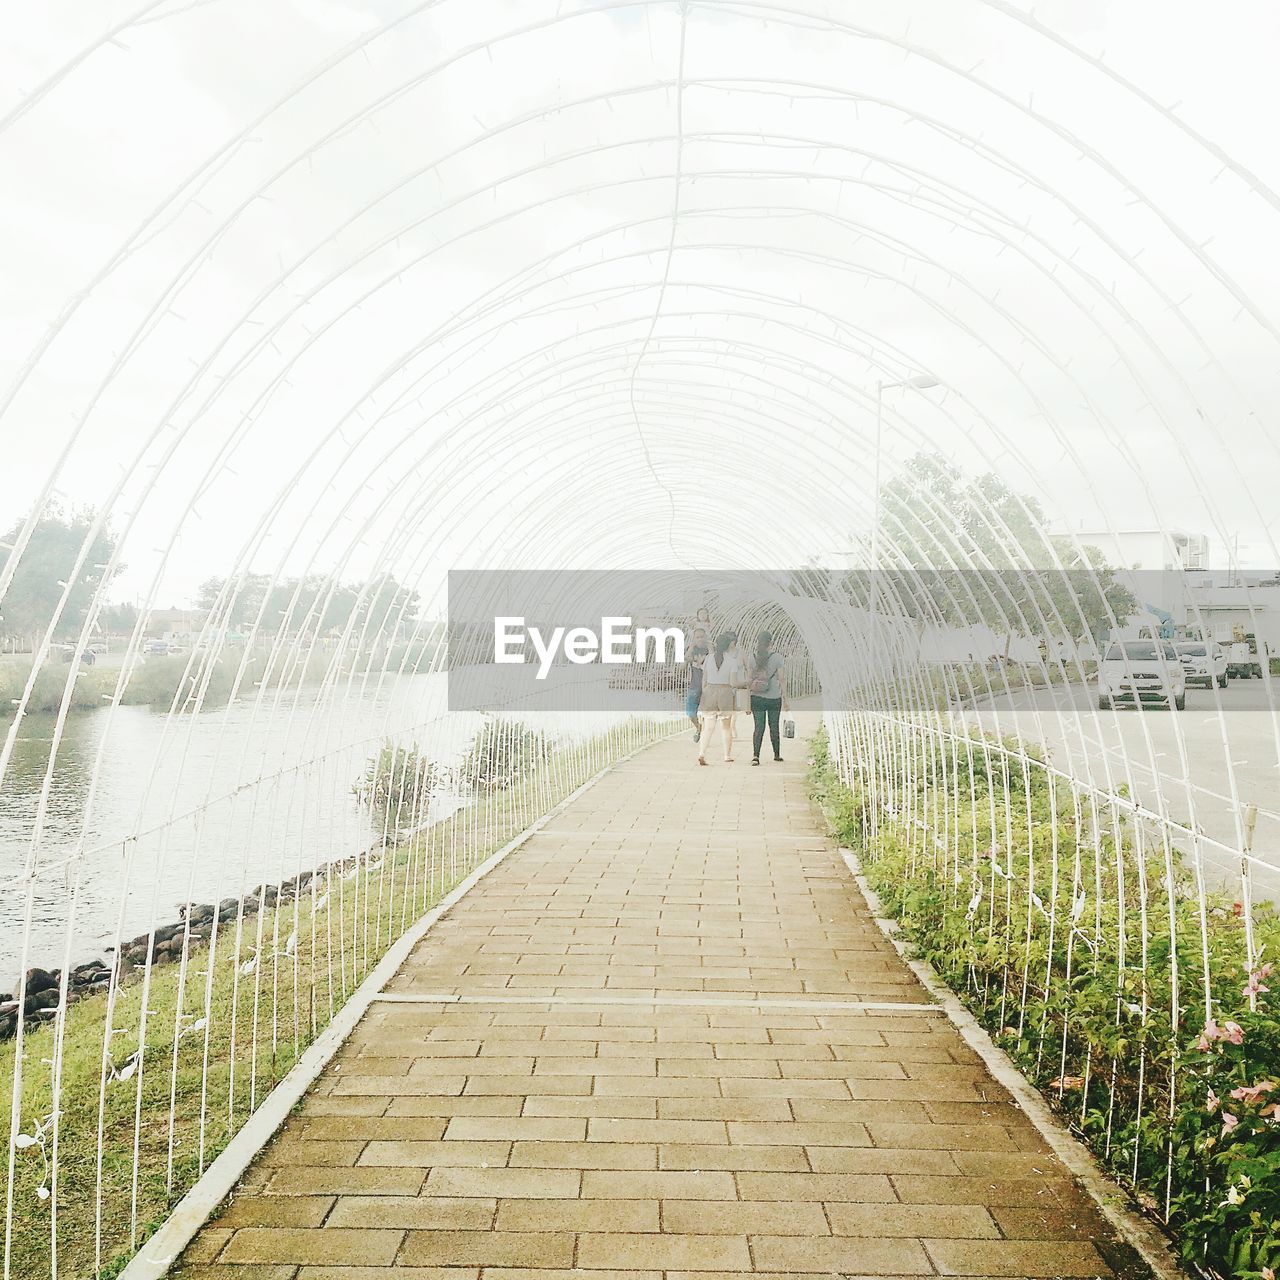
177,728,1142,1279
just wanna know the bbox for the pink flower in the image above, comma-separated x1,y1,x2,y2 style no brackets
1206,1088,1221,1114
1229,1081,1274,1106
1222,1111,1239,1134
1243,962,1273,999
1195,1018,1245,1050
1261,1266,1275,1280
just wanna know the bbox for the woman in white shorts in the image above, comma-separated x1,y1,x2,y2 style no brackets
697,631,743,765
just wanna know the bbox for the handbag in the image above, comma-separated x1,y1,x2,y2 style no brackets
783,718,796,739
749,651,776,695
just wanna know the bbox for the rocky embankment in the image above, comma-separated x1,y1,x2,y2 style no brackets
0,869,319,1042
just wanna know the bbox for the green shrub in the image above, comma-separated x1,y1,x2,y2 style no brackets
810,724,1280,1279
353,741,444,833
460,719,553,791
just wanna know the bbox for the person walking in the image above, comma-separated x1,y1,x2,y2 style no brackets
748,630,787,765
685,626,709,740
697,630,742,765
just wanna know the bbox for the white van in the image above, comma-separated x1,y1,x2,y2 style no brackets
1098,639,1187,710
1175,641,1228,689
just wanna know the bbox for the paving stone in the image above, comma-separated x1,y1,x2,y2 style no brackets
267,1167,425,1197
260,1141,366,1168
493,1197,659,1232
658,1097,793,1122
663,1200,831,1235
865,1122,1020,1151
301,1117,446,1142
332,1076,466,1097
176,1267,299,1280
659,1143,810,1172
727,1120,872,1147
923,1238,1112,1276
180,1228,233,1263
593,1074,723,1097
735,1172,897,1202
826,1202,999,1237
423,1165,581,1198
384,1096,523,1117
989,1202,1113,1238
581,1170,738,1199
443,1115,586,1141
587,1117,728,1144
220,1229,403,1266
325,1196,497,1230
297,1097,392,1117
788,1099,929,1124
509,1139,657,1169
576,1231,752,1271
522,1096,658,1119
891,1173,1074,1205
174,734,1132,1280
949,1151,1066,1177
750,1235,932,1274
357,1140,510,1167
399,1229,574,1268
295,1270,477,1280
463,1074,591,1095
218,1197,334,1228
481,1272,659,1280
719,1078,853,1099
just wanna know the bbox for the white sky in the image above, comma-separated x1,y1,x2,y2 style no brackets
2,0,1280,613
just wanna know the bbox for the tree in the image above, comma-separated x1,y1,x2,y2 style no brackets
872,452,1136,644
99,602,139,634
0,509,121,646
196,573,421,642
196,574,269,632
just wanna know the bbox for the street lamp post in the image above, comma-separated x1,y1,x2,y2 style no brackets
869,373,939,604
865,374,938,839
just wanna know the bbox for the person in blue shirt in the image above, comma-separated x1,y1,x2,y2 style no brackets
685,626,708,740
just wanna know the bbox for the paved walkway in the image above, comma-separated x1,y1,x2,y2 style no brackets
176,728,1139,1279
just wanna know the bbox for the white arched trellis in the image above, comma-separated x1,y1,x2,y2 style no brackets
2,2,1279,1276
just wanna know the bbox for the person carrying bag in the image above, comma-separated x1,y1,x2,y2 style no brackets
748,631,788,765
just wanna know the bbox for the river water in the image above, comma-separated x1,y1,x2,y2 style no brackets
0,672,618,981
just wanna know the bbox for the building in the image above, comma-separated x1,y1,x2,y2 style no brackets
1054,524,1209,573
1053,524,1210,631
1184,577,1280,649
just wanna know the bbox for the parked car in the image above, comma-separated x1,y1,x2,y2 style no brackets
53,643,94,666
143,639,171,656
1226,638,1264,679
1098,639,1187,710
87,641,107,657
1175,641,1228,689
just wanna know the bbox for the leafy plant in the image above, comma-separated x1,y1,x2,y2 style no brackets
460,719,552,791
353,740,442,832
809,724,1280,1279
